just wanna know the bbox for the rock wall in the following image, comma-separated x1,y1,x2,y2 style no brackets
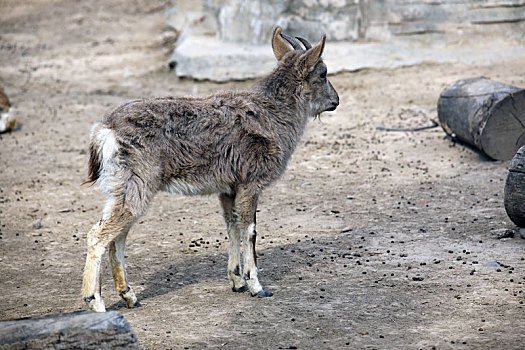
196,0,525,44
167,0,525,81
365,0,525,41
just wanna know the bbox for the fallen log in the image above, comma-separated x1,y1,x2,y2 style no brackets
437,77,525,160
504,145,525,228
0,311,139,349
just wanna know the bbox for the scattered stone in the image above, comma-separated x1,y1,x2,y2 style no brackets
492,228,515,239
34,219,41,229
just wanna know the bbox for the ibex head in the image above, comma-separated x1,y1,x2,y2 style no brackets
271,27,339,116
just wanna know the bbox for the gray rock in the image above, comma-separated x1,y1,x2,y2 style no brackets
168,0,525,81
170,36,275,81
169,34,525,82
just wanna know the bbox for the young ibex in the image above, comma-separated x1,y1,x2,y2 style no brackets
82,27,339,312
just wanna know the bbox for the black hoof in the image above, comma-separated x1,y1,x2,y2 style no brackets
251,290,273,298
232,285,249,293
130,301,142,308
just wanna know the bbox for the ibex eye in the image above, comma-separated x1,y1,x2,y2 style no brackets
320,71,327,79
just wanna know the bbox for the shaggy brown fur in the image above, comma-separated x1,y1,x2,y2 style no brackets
82,27,339,311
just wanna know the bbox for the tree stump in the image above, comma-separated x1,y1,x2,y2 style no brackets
0,311,139,349
504,145,525,228
437,77,525,160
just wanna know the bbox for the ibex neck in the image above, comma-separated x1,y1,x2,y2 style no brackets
252,73,311,154
255,69,301,103
256,69,309,117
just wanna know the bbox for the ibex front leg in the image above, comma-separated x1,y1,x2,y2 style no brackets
236,187,273,297
220,193,248,293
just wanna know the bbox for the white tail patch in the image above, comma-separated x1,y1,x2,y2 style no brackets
94,125,118,167
92,124,120,194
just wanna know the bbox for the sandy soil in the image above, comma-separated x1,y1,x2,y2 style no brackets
1,1,525,349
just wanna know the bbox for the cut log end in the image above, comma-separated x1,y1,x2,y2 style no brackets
481,90,525,161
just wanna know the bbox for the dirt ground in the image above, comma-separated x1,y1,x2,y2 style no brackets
1,1,525,349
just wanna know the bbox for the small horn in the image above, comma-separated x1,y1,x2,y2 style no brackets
280,33,303,51
295,36,312,50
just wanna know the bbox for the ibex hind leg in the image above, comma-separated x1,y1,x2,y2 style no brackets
82,220,107,312
82,199,135,312
109,231,140,308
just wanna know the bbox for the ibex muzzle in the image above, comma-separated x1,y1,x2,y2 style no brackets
82,27,339,312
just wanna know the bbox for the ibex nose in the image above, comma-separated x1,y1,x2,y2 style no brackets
327,82,339,111
327,102,338,111
334,94,340,107
327,93,339,111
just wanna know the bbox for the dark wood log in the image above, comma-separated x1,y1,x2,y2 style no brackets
504,145,525,228
437,77,525,160
0,311,139,349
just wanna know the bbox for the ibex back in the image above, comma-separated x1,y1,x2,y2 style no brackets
82,27,339,312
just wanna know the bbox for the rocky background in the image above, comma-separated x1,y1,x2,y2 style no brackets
168,0,525,81
201,0,525,43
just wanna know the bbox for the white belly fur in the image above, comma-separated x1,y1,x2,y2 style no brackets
163,178,231,196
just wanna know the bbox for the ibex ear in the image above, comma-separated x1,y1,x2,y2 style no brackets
272,27,292,61
298,34,326,76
